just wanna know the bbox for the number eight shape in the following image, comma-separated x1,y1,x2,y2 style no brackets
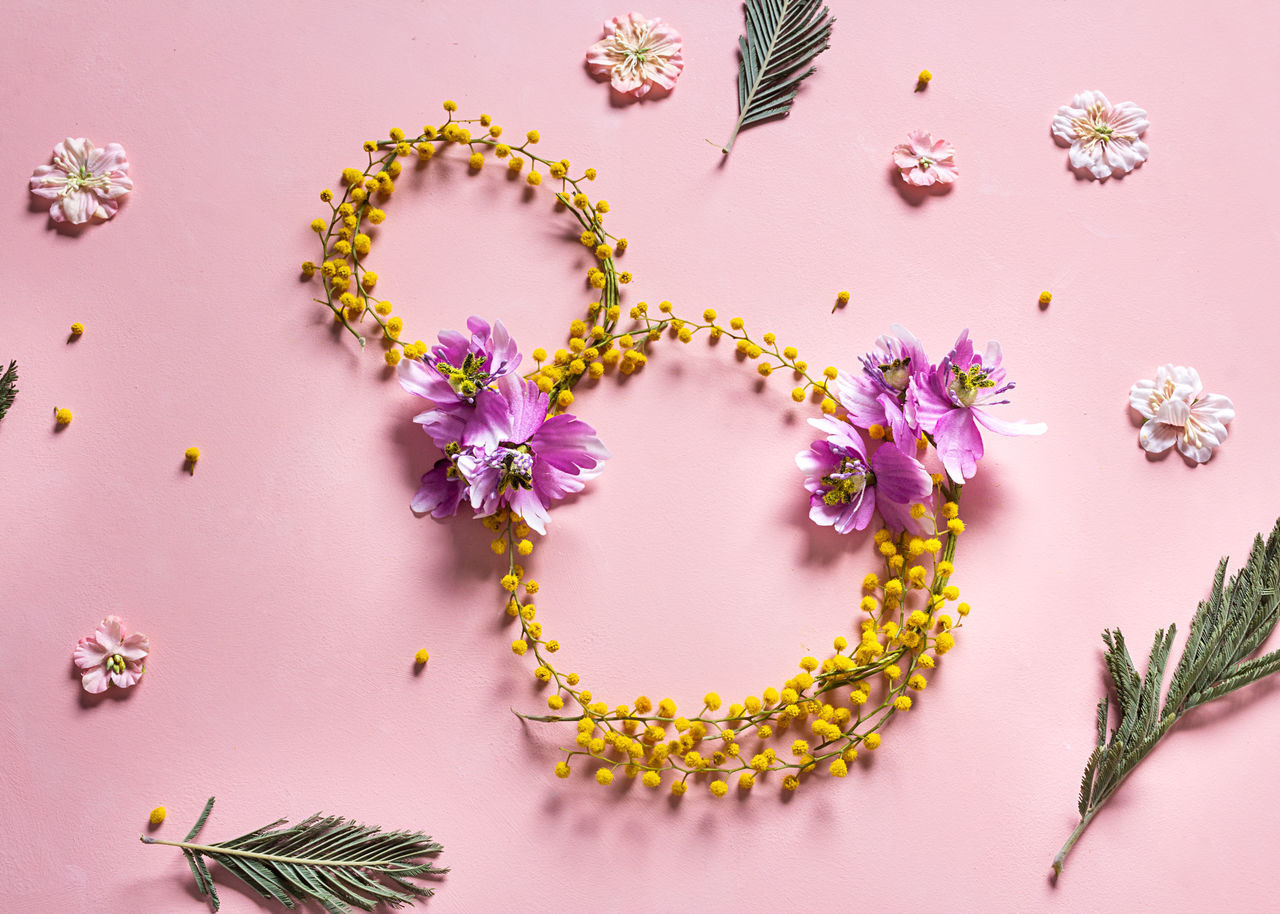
301,103,1042,798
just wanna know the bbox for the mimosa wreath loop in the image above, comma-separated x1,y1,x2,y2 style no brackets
301,104,1046,797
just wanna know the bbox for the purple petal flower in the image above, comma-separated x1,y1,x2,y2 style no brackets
399,316,521,410
833,324,929,434
796,416,932,533
452,374,609,534
410,458,467,519
908,330,1046,483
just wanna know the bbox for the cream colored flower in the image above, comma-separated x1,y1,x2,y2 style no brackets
1052,91,1148,180
1130,365,1233,463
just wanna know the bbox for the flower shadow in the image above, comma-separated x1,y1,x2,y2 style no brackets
782,486,870,568
887,164,953,207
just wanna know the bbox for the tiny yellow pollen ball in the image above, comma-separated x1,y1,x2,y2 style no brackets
148,806,167,826
1039,290,1053,307
184,446,200,465
468,152,485,170
442,99,458,112
55,407,73,425
791,387,806,403
70,322,85,337
414,648,430,665
595,768,614,786
917,69,933,84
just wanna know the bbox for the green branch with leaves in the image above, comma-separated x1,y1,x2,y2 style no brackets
720,0,834,155
1054,517,1280,875
141,797,446,912
0,360,17,422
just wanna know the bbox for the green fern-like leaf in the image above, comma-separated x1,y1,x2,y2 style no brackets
142,797,447,912
0,360,17,421
720,0,834,155
1053,518,1280,876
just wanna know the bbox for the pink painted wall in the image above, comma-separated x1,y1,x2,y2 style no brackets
3,1,1278,910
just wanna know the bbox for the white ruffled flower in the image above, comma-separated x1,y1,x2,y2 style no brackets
1129,365,1234,463
1052,90,1149,180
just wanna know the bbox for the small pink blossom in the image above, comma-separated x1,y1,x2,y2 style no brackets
73,615,149,694
1129,365,1233,463
892,131,958,187
586,12,684,100
30,138,133,224
1052,91,1149,180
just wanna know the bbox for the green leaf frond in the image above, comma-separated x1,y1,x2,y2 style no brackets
0,360,17,421
721,0,834,155
1054,517,1280,876
142,797,447,912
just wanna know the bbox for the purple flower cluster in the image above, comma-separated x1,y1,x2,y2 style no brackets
400,317,609,534
799,325,1044,533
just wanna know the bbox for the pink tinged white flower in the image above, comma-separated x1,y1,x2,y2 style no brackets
1052,90,1149,180
30,138,133,224
908,330,1047,484
73,616,149,694
797,416,933,534
586,12,684,99
892,131,958,187
1130,365,1234,463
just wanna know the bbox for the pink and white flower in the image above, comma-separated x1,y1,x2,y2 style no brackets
1130,365,1233,463
1052,91,1149,180
892,131,958,187
30,138,133,224
586,12,684,99
73,615,149,694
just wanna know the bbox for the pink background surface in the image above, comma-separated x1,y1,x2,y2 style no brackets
3,1,1279,911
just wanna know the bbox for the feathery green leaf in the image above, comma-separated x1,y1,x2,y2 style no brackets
0,360,17,422
721,0,834,155
1053,517,1280,876
142,797,446,912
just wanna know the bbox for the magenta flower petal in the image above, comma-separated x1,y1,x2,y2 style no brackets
411,459,466,518
933,408,984,484
870,441,933,504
